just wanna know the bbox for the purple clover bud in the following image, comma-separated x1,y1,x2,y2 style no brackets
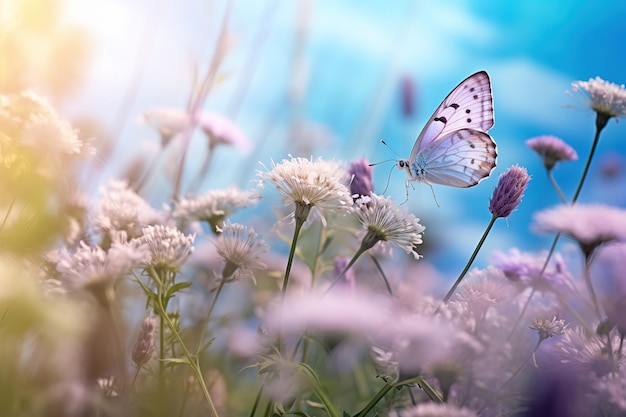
526,135,578,170
489,165,530,218
132,316,156,368
348,158,374,200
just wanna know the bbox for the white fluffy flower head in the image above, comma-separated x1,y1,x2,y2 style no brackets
95,179,162,240
213,221,268,282
139,225,195,272
571,76,626,120
354,193,425,259
256,156,352,224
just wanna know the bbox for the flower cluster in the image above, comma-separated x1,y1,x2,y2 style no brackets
5,69,626,417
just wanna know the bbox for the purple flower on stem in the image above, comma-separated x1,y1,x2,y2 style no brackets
348,158,374,199
489,165,530,218
533,204,626,256
526,135,578,170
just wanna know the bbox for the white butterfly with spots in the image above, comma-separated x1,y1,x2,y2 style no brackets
397,71,497,193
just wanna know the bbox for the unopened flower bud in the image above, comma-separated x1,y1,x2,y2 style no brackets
489,165,530,218
132,316,156,367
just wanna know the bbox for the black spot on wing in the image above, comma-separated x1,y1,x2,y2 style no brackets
434,116,447,123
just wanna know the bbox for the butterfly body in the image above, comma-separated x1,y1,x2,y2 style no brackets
398,71,497,191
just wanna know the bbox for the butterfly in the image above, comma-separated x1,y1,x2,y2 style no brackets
396,71,497,195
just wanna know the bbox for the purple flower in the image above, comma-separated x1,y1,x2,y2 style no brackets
526,135,578,170
348,158,374,199
489,165,530,218
492,248,574,293
533,204,626,256
197,111,252,152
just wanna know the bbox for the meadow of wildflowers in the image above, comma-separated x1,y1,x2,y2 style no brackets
2,3,626,417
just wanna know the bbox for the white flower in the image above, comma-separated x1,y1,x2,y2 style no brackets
140,108,189,145
256,156,352,225
530,316,568,341
354,193,425,259
172,187,258,231
570,76,626,120
56,239,147,303
556,326,624,377
213,221,268,282
139,225,195,271
453,267,515,316
95,179,163,240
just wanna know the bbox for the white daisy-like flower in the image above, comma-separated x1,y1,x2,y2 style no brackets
570,76,626,120
533,204,626,255
95,179,163,241
353,193,425,260
213,221,268,282
389,402,477,417
172,187,258,232
140,108,189,146
556,326,624,377
529,316,568,341
256,156,352,225
139,225,195,272
453,267,515,317
55,239,147,303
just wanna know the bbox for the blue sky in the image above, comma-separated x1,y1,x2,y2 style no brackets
65,0,626,273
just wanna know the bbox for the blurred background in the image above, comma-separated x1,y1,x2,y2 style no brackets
2,0,625,274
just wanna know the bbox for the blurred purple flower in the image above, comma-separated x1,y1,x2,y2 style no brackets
492,248,574,293
197,111,252,152
489,165,530,218
533,204,626,256
526,135,578,170
333,257,355,290
348,158,374,199
141,108,252,152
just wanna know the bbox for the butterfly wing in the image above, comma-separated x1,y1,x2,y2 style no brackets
417,128,497,187
409,71,494,161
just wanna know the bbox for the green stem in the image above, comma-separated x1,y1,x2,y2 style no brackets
195,274,228,355
541,112,609,271
547,169,567,203
277,203,311,353
369,254,393,295
154,293,220,417
439,215,497,307
324,243,370,294
583,254,602,320
354,382,394,417
248,386,264,417
396,375,443,403
282,204,310,297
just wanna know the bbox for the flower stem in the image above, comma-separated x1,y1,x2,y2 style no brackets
354,382,394,417
282,203,311,297
154,293,220,417
369,254,393,295
547,169,567,203
439,214,497,307
324,243,369,294
583,254,602,320
541,112,609,271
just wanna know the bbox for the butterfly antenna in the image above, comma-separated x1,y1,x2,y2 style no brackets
427,183,440,208
381,164,395,195
380,139,403,159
